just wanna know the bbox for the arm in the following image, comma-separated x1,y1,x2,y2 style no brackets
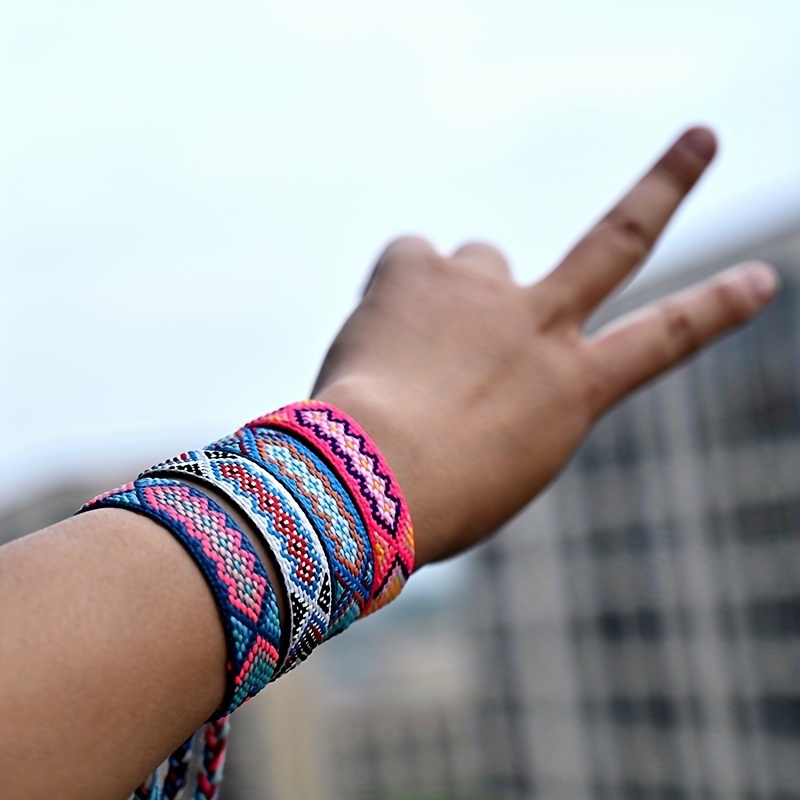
0,509,229,799
0,128,778,799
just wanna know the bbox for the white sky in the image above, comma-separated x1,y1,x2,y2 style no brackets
2,1,799,507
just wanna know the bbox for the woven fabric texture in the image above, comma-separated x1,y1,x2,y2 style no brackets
208,426,373,637
247,401,415,613
78,477,282,715
78,400,414,800
141,450,332,675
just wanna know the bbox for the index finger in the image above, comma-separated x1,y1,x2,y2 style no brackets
536,127,717,322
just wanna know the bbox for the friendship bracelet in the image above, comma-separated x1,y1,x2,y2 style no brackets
79,401,413,800
248,401,415,614
159,732,194,800
140,450,333,675
78,477,282,717
208,426,373,637
195,716,230,800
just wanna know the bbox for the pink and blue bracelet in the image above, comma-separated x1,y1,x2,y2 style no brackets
78,401,415,800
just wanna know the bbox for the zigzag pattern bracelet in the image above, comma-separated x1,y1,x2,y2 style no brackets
140,451,333,676
208,426,373,637
249,401,415,614
78,477,282,717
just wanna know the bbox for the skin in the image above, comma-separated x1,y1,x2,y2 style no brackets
314,127,778,566
0,127,779,799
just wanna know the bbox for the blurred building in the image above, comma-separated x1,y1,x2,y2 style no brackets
472,221,800,799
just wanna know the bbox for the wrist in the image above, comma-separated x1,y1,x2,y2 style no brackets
250,398,415,611
312,378,440,568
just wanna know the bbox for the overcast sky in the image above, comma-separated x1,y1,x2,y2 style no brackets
2,1,799,509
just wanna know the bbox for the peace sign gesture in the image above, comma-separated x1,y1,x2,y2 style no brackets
313,127,778,566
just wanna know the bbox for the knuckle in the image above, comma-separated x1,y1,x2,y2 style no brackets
532,280,578,330
660,301,701,356
368,235,438,288
603,211,653,263
454,240,509,267
456,238,495,253
581,361,616,418
378,235,436,269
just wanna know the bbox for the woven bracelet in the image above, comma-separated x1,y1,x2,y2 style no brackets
207,426,373,637
77,400,414,800
140,450,333,675
77,476,283,717
248,401,415,614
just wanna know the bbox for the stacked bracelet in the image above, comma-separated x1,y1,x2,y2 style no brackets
140,449,333,675
77,476,283,715
246,401,415,614
207,426,374,637
77,400,414,800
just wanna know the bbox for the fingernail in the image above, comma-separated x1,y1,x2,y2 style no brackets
679,127,717,161
743,264,780,304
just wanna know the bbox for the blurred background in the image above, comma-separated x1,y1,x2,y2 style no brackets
1,2,799,799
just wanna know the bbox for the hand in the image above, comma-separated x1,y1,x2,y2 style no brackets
312,127,778,568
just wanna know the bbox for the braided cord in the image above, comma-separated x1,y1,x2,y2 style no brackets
133,769,159,800
194,717,230,800
162,733,195,800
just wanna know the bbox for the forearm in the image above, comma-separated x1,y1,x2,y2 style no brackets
0,509,227,800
